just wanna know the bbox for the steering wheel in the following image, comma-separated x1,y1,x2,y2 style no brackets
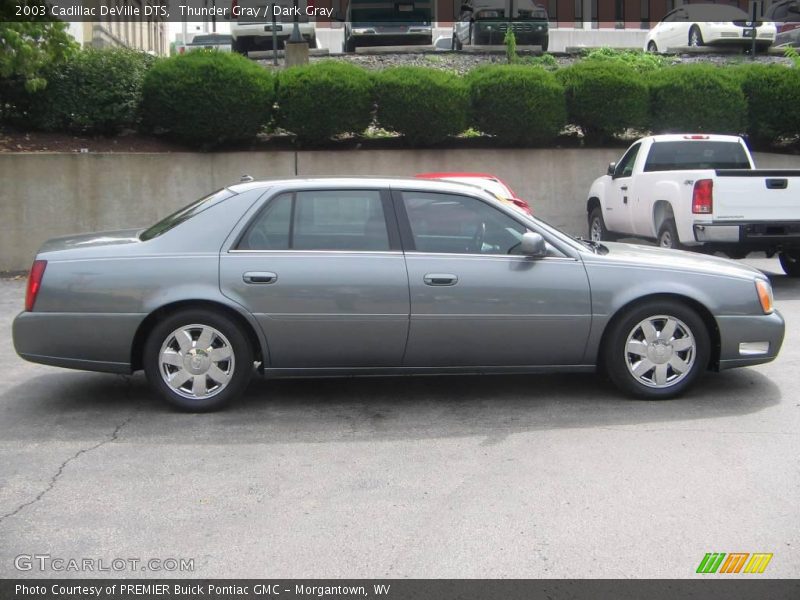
471,222,486,253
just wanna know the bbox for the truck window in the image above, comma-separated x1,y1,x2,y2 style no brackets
615,143,641,178
644,141,751,172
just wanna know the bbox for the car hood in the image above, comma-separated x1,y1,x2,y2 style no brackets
38,229,143,254
585,242,765,281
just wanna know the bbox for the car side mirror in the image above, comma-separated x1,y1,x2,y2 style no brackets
518,232,547,258
607,162,617,177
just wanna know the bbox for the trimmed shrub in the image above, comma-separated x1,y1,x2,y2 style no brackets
24,48,153,134
649,65,747,134
141,51,274,145
467,65,566,145
735,63,800,146
375,67,469,145
276,61,373,144
557,61,649,141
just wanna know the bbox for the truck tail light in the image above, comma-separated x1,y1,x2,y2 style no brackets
692,179,713,214
25,260,47,312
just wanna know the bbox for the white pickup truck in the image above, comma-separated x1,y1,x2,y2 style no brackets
587,134,800,277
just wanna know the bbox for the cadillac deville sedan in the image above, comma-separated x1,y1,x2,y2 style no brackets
13,178,784,411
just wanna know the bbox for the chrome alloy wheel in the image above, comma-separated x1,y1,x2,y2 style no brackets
590,217,603,242
624,315,696,389
659,230,674,248
158,324,235,400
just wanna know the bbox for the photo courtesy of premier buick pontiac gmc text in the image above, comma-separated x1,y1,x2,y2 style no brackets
12,178,784,411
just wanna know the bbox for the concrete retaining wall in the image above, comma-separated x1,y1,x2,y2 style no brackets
1,148,798,271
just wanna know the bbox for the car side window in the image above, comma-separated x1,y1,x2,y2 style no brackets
237,190,390,252
615,143,641,178
401,192,529,255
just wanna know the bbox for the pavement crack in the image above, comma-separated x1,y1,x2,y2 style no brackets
0,376,138,526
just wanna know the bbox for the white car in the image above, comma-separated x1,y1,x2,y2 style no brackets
644,3,776,53
230,0,316,54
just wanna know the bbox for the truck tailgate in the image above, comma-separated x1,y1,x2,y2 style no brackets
713,170,800,222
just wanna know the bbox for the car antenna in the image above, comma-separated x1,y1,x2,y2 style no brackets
240,174,254,183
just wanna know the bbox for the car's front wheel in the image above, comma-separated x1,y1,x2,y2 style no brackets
144,309,254,412
588,206,614,242
604,300,710,399
779,250,800,277
647,41,658,53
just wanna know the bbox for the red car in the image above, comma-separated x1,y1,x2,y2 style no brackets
415,172,533,215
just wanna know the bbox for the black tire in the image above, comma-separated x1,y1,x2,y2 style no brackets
344,37,356,53
647,41,658,53
308,37,318,49
143,309,254,412
540,35,549,52
232,37,249,56
689,25,704,47
452,33,462,51
603,299,710,400
657,219,682,250
588,206,615,242
779,250,800,277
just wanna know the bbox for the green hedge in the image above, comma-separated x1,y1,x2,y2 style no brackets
649,64,747,135
375,67,468,145
276,61,374,144
141,51,274,145
557,61,649,141
24,48,153,135
468,65,566,144
735,63,800,145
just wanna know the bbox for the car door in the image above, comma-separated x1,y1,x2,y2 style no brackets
603,142,641,235
395,188,592,367
220,187,410,369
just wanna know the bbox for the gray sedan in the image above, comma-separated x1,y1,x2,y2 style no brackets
12,178,784,411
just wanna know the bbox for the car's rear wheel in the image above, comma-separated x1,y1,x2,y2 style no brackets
604,300,710,399
144,309,253,412
689,26,704,47
779,250,800,277
588,206,614,242
647,41,658,53
658,219,682,250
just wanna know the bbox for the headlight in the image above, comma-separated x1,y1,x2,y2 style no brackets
755,279,774,314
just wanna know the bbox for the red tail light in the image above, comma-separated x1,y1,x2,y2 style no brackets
25,260,47,312
692,179,713,214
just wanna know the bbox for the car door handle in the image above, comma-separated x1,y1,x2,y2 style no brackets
243,271,277,284
766,178,788,190
423,273,458,286
620,185,628,191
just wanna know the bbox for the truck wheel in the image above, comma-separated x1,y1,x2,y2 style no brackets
540,35,549,52
779,250,800,277
603,299,710,400
588,207,614,242
657,219,682,250
143,309,254,412
232,37,248,56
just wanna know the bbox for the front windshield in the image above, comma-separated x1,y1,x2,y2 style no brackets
139,189,234,241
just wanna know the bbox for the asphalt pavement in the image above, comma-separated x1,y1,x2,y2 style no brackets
0,257,798,578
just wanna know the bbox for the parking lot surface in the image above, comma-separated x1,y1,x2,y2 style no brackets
0,257,798,578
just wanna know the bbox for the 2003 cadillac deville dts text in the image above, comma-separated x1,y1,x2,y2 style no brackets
12,178,784,411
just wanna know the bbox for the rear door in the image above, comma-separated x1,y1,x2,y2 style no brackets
394,188,592,367
220,187,410,368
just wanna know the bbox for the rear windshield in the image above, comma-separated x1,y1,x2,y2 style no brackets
140,189,234,241
643,141,751,172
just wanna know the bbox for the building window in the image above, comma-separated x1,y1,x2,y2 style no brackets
641,0,650,28
574,0,583,27
615,0,624,28
548,0,558,23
